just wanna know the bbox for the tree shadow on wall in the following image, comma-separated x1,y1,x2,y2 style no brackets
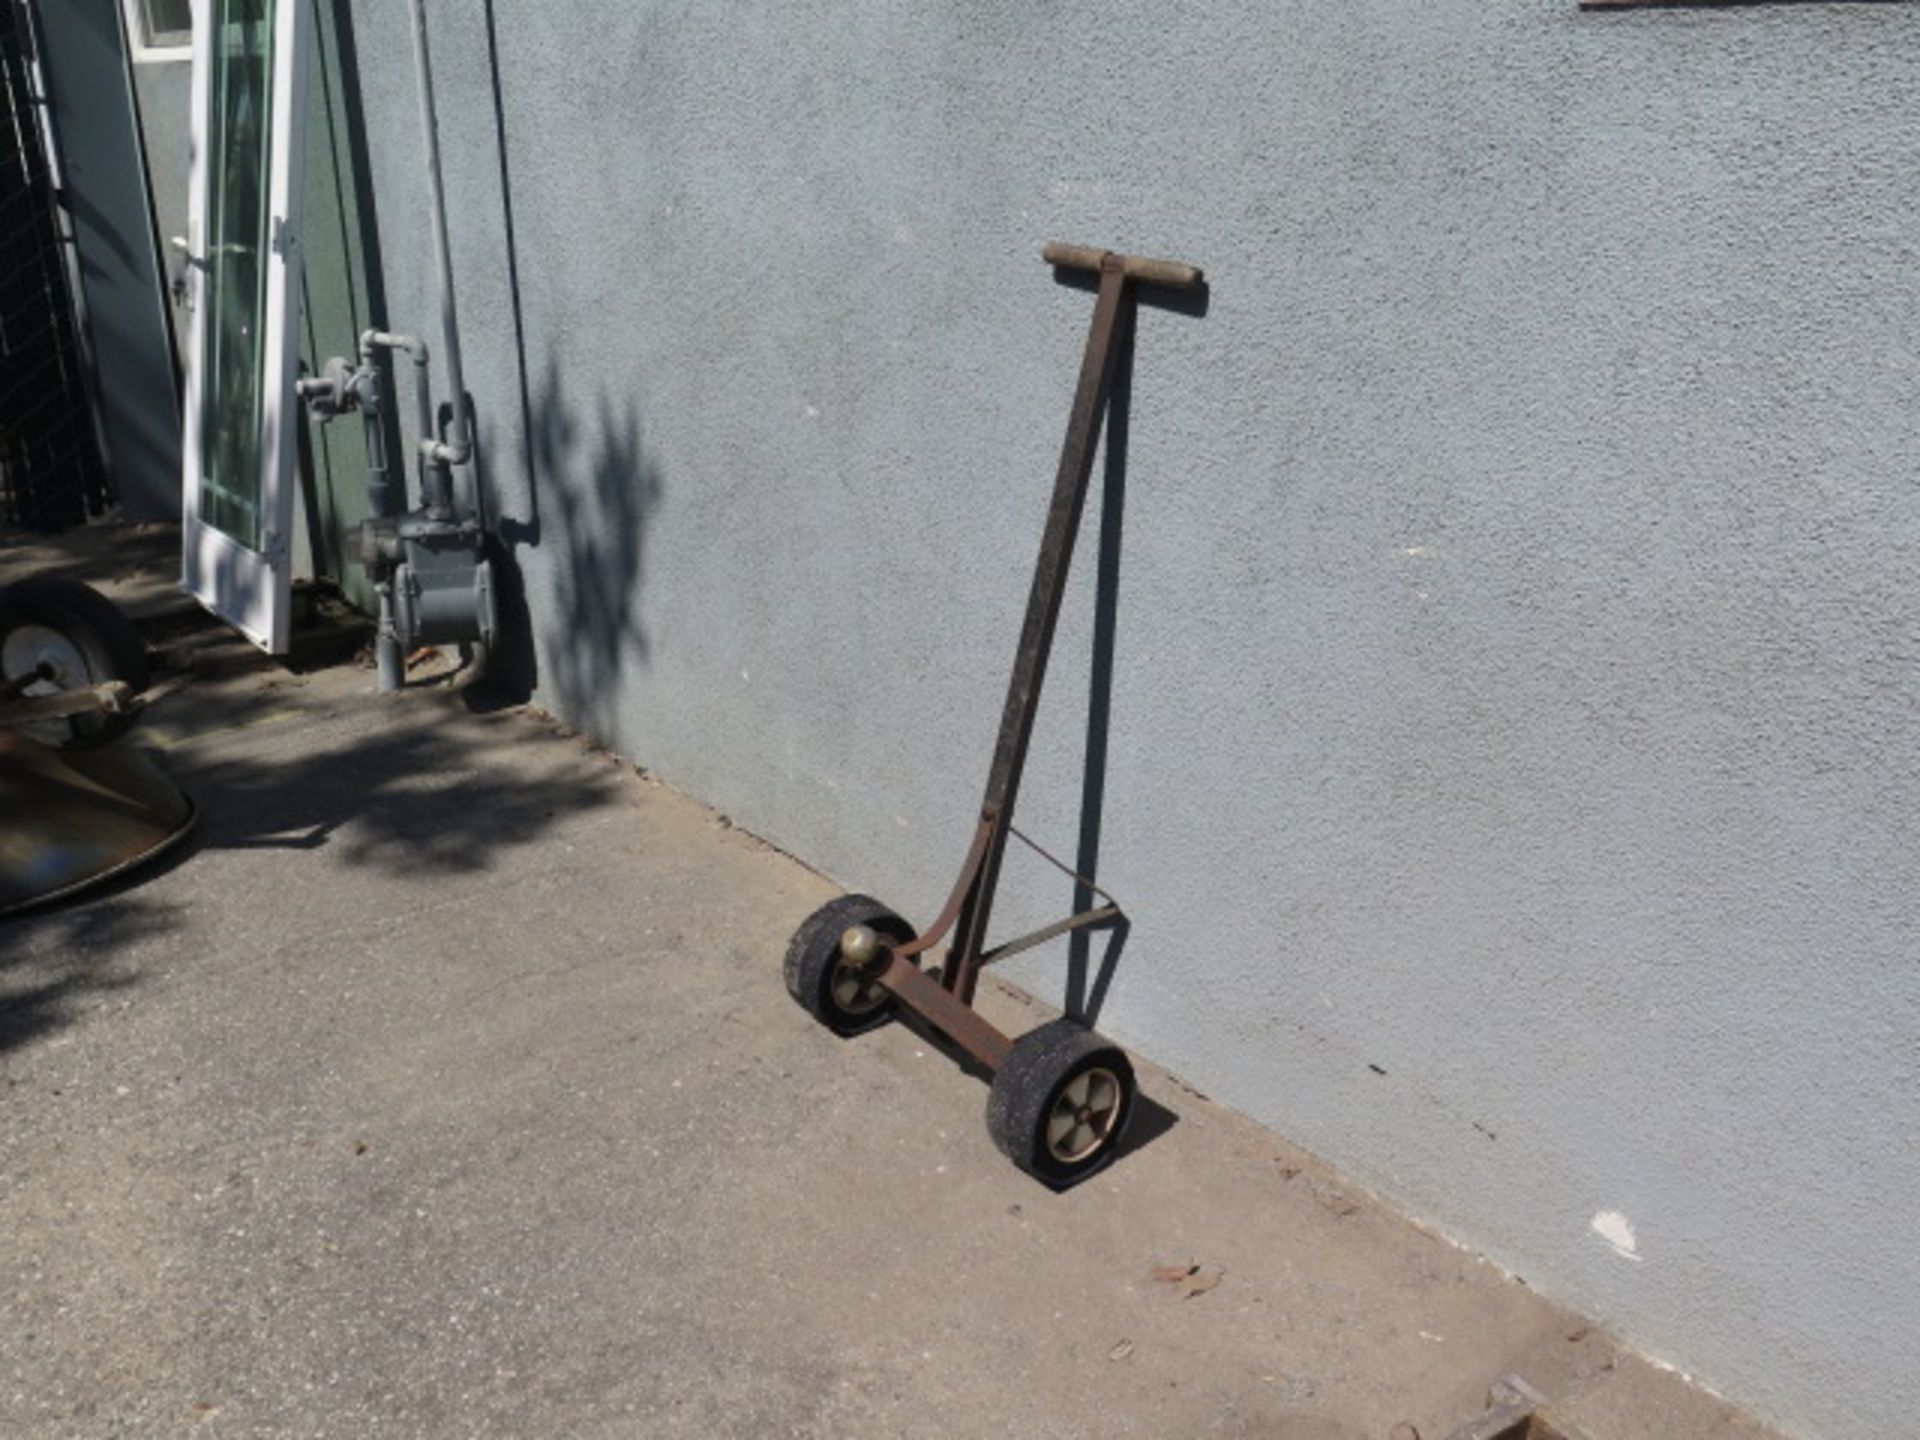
473,357,663,739
466,364,664,734
466,3,662,728
463,0,542,707
544,389,663,743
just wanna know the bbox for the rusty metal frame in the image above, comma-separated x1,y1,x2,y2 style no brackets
0,679,133,727
0,674,186,732
853,245,1202,1073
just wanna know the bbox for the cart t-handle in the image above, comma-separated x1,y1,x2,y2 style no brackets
1042,243,1205,291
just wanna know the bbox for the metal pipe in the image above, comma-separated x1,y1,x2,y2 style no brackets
361,329,439,514
359,391,394,521
361,329,431,454
373,582,403,692
406,0,472,482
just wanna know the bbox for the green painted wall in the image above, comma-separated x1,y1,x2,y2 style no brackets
293,0,390,613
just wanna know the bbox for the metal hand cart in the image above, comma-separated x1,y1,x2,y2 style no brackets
783,243,1204,1188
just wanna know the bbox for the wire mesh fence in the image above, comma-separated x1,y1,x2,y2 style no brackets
0,0,110,535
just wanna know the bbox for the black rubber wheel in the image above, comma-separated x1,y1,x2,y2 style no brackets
986,1018,1136,1189
0,577,150,748
783,894,918,1036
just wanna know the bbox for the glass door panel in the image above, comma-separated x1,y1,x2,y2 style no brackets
197,0,273,548
181,0,306,652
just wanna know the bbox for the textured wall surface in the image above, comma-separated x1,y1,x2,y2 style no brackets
337,3,1920,1434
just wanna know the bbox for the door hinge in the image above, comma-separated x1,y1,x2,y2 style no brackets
271,217,299,257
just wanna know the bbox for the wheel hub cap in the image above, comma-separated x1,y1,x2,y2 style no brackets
2,625,89,696
1047,1066,1122,1163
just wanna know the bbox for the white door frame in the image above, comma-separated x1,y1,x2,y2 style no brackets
180,0,308,654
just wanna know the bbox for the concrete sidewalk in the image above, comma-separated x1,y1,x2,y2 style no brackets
2,591,1782,1436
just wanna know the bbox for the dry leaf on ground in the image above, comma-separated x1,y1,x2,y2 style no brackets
1148,1262,1224,1299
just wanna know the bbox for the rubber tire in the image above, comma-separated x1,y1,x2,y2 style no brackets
986,1018,1136,1189
0,577,150,748
782,894,918,1037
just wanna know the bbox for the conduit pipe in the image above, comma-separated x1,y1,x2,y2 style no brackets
406,0,473,507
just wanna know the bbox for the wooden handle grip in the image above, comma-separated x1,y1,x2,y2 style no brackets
1042,243,1204,290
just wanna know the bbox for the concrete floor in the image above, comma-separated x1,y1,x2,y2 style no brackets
1,533,1787,1439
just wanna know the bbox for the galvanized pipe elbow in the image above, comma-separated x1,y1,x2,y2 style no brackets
360,329,428,366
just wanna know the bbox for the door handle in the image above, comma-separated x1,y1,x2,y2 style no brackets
167,236,199,310
171,237,254,264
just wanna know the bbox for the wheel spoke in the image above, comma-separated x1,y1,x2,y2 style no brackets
833,957,891,1014
1030,1059,1130,1163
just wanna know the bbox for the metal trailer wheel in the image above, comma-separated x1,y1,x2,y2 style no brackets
782,894,918,1036
986,1018,1136,1188
0,578,150,748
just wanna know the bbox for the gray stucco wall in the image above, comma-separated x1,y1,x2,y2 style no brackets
335,3,1919,1435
